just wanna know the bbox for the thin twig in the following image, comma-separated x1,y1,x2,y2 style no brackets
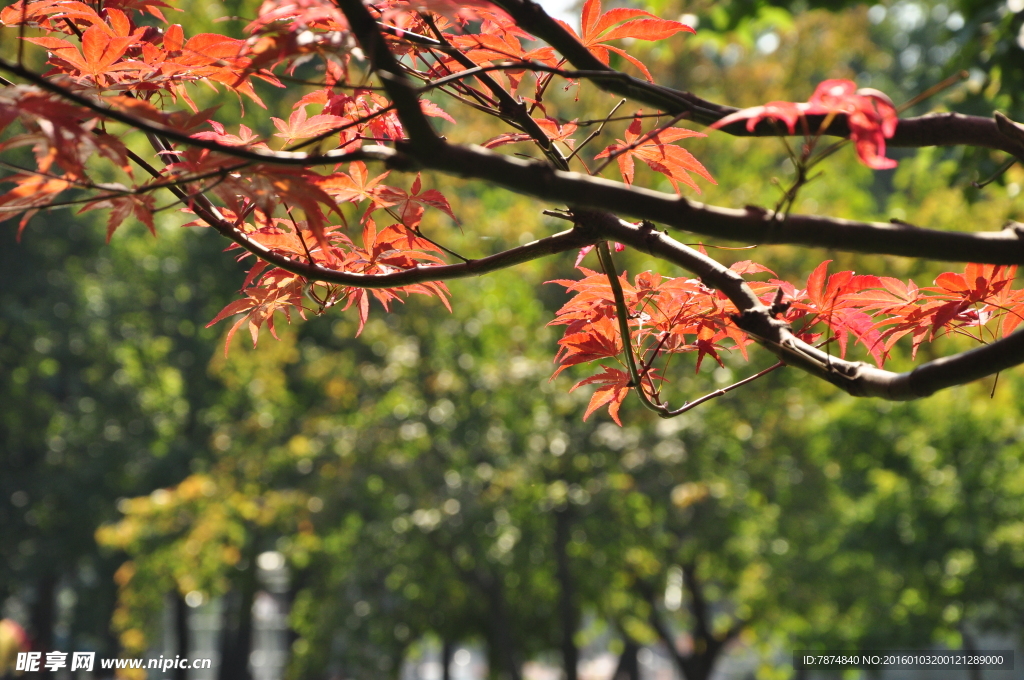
592,111,691,176
664,361,784,416
567,98,625,161
898,70,969,114
973,157,1018,189
596,240,668,415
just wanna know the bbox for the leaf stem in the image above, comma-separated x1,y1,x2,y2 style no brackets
596,240,668,416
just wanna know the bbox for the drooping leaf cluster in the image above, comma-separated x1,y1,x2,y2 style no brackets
549,258,1024,422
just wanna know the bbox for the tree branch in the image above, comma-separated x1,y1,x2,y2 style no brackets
0,58,395,167
203,217,592,288
335,0,440,154
421,142,1024,264
14,54,1024,266
11,56,1024,265
596,215,1024,400
486,0,1024,158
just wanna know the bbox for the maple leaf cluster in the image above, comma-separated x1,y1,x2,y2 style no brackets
192,165,457,347
550,258,1024,423
0,0,1016,423
549,263,751,424
0,0,709,356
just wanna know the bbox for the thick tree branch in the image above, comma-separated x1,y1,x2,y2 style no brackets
335,0,440,153
11,56,1024,265
204,214,592,288
596,215,1024,400
421,142,1024,264
0,58,392,167
487,0,1024,158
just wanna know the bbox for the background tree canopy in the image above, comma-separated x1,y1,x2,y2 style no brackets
1,1,1023,680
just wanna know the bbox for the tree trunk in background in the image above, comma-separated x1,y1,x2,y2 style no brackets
173,592,190,680
25,574,56,680
611,640,639,680
961,627,984,680
30,574,56,652
640,569,721,680
217,590,238,680
485,578,521,680
554,508,578,680
218,549,258,680
442,639,453,680
285,568,306,664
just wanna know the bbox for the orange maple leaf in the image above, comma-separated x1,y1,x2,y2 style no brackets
271,106,348,145
557,0,694,80
596,114,714,193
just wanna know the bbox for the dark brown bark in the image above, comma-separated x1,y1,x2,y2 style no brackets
425,142,1024,266
485,578,521,680
611,639,639,680
29,574,56,653
441,639,453,680
218,554,258,680
554,508,578,680
173,592,190,680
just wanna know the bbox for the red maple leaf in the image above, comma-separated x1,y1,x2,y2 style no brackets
80,192,157,240
552,315,623,378
27,20,143,85
316,162,391,206
557,0,695,81
0,174,72,237
596,114,714,193
710,79,899,169
192,121,271,150
571,366,632,425
375,174,459,230
782,261,885,363
271,106,348,144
